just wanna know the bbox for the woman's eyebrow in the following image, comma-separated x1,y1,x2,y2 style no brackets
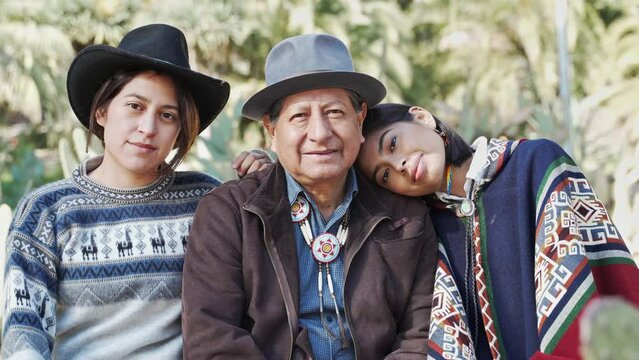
378,129,391,154
123,93,179,110
123,93,147,101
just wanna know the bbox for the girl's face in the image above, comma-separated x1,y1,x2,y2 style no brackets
356,107,447,197
94,71,181,187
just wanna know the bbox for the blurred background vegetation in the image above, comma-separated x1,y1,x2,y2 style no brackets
1,0,638,262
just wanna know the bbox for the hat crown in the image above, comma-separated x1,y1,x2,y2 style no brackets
265,34,355,85
242,33,385,120
118,24,190,69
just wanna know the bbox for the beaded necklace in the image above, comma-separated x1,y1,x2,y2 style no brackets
445,164,453,195
291,195,351,348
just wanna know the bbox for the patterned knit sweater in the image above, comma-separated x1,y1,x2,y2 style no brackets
2,156,220,360
427,138,639,359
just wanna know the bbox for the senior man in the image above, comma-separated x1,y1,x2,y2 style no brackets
182,34,437,359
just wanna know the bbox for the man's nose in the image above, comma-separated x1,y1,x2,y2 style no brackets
306,113,332,142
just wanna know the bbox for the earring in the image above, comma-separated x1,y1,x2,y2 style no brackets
434,128,448,145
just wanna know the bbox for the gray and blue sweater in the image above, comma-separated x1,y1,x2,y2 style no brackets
2,156,219,359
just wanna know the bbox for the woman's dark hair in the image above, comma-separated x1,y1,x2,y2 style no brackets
362,103,473,166
87,69,200,174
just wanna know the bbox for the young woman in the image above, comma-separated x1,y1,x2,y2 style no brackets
2,24,229,359
356,103,639,359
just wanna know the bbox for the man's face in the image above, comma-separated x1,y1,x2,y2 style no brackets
263,88,366,188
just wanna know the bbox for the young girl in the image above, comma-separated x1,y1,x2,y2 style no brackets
356,103,639,359
2,24,229,359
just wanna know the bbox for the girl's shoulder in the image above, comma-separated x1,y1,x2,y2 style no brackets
11,177,79,227
482,138,577,191
504,138,575,172
172,170,222,188
514,138,571,159
498,138,582,196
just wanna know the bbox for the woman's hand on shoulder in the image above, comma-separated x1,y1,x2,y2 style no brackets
232,149,274,179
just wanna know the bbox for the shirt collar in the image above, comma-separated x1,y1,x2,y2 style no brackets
434,136,488,203
285,168,359,206
463,136,488,196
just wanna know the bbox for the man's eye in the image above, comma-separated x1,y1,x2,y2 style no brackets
389,136,397,152
382,169,390,183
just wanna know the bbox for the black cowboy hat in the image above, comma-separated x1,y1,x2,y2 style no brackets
67,23,230,133
242,33,386,120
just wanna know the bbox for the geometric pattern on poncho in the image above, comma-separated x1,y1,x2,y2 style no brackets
428,244,476,360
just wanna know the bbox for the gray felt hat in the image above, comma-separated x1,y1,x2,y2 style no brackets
242,33,386,120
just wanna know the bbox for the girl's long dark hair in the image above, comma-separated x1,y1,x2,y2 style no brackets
362,103,473,166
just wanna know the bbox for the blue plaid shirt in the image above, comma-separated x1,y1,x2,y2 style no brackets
285,169,358,360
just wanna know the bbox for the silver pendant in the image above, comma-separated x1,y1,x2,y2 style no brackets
456,199,475,217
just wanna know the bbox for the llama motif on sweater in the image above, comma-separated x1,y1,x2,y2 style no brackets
2,156,219,360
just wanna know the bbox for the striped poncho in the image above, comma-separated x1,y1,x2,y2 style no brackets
2,156,219,359
427,138,639,359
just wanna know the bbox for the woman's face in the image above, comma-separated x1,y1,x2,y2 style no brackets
356,107,447,197
95,71,181,187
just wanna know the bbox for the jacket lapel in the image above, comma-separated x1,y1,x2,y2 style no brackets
244,162,301,312
344,169,391,264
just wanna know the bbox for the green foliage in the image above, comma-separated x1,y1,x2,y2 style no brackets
0,131,61,207
0,2,75,136
189,96,264,181
580,298,639,359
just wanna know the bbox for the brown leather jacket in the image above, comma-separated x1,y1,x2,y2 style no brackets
182,163,437,359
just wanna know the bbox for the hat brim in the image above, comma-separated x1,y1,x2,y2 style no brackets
241,71,386,120
67,45,229,133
